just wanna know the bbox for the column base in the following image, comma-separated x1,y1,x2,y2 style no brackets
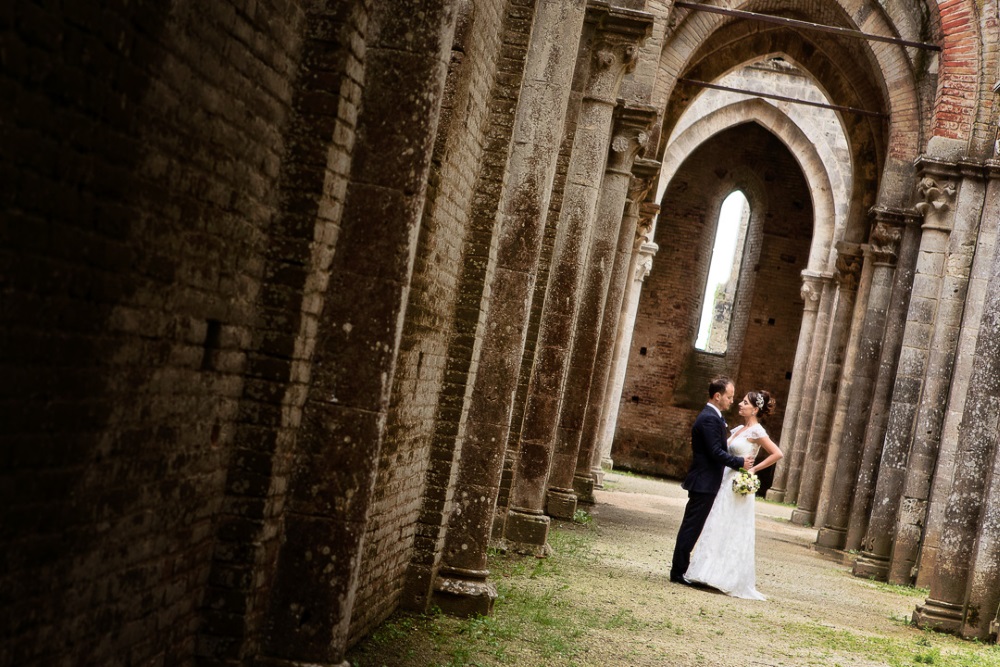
503,509,552,557
852,551,889,581
432,567,497,618
888,559,917,586
573,474,595,504
790,508,815,526
591,466,605,490
816,526,846,549
601,456,614,470
546,487,577,520
765,488,786,503
912,597,965,635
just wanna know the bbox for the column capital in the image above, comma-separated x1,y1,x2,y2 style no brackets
800,272,830,311
634,241,659,282
628,157,660,204
834,242,865,292
868,207,915,266
607,104,658,175
913,169,958,232
634,201,659,247
987,159,1000,180
583,2,654,104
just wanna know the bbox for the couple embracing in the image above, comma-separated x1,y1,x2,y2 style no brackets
669,376,783,600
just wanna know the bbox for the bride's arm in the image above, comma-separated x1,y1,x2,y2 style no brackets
748,434,782,474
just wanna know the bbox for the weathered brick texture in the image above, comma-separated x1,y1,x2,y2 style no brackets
349,0,516,639
1,1,303,664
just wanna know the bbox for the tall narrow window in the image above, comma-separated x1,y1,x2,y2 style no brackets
695,190,750,353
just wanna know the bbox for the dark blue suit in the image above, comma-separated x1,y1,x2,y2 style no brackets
670,404,746,582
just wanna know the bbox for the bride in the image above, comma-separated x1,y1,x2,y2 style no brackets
684,390,783,599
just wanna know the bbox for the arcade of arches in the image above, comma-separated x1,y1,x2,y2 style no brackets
2,0,1000,665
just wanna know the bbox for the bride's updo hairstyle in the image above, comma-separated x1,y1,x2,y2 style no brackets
749,390,776,419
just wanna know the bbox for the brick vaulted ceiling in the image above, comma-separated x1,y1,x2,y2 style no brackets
654,0,932,231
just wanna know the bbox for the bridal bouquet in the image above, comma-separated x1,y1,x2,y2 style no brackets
733,468,760,496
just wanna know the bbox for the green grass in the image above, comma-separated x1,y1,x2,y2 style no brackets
347,522,606,667
780,622,1000,667
861,579,931,599
347,509,1000,667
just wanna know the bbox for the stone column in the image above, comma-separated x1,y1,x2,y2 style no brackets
853,158,958,581
258,1,460,664
551,104,657,506
766,272,825,503
510,4,652,525
781,273,836,505
913,161,1000,637
889,159,986,585
954,160,1000,640
814,243,873,529
430,0,588,611
596,214,658,470
497,3,648,555
917,161,1000,589
791,244,864,526
817,209,907,549
843,211,923,552
583,160,659,489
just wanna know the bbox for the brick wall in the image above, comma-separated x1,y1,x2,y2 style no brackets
199,2,365,663
613,123,810,478
1,1,304,664
932,0,982,143
348,0,515,640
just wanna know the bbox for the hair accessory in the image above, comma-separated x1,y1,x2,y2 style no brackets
754,394,764,410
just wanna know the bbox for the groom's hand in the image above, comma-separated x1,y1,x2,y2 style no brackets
743,455,754,469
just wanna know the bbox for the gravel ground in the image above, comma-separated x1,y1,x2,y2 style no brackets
583,472,924,666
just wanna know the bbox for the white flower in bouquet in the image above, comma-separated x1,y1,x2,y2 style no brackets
733,468,760,496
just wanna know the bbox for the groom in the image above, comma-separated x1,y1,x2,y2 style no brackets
669,376,753,584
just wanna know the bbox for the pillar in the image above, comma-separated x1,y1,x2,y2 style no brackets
781,273,836,505
814,242,874,529
854,157,959,581
917,161,1000,588
913,162,1000,637
429,0,588,611
791,244,864,526
595,211,659,471
816,208,908,549
582,160,659,489
258,1,460,664
843,211,922,552
554,104,657,506
889,159,987,585
765,273,825,503
509,3,653,526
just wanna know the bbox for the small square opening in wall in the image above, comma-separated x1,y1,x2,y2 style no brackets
639,346,647,356
768,318,775,326
786,371,792,380
631,396,640,403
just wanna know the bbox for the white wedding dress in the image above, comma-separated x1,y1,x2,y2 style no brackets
684,423,766,600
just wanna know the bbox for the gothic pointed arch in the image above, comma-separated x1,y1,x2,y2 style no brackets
654,98,840,275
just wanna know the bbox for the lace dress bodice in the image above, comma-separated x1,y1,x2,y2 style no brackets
727,423,764,458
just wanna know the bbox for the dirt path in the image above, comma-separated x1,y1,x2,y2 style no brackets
587,473,924,666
